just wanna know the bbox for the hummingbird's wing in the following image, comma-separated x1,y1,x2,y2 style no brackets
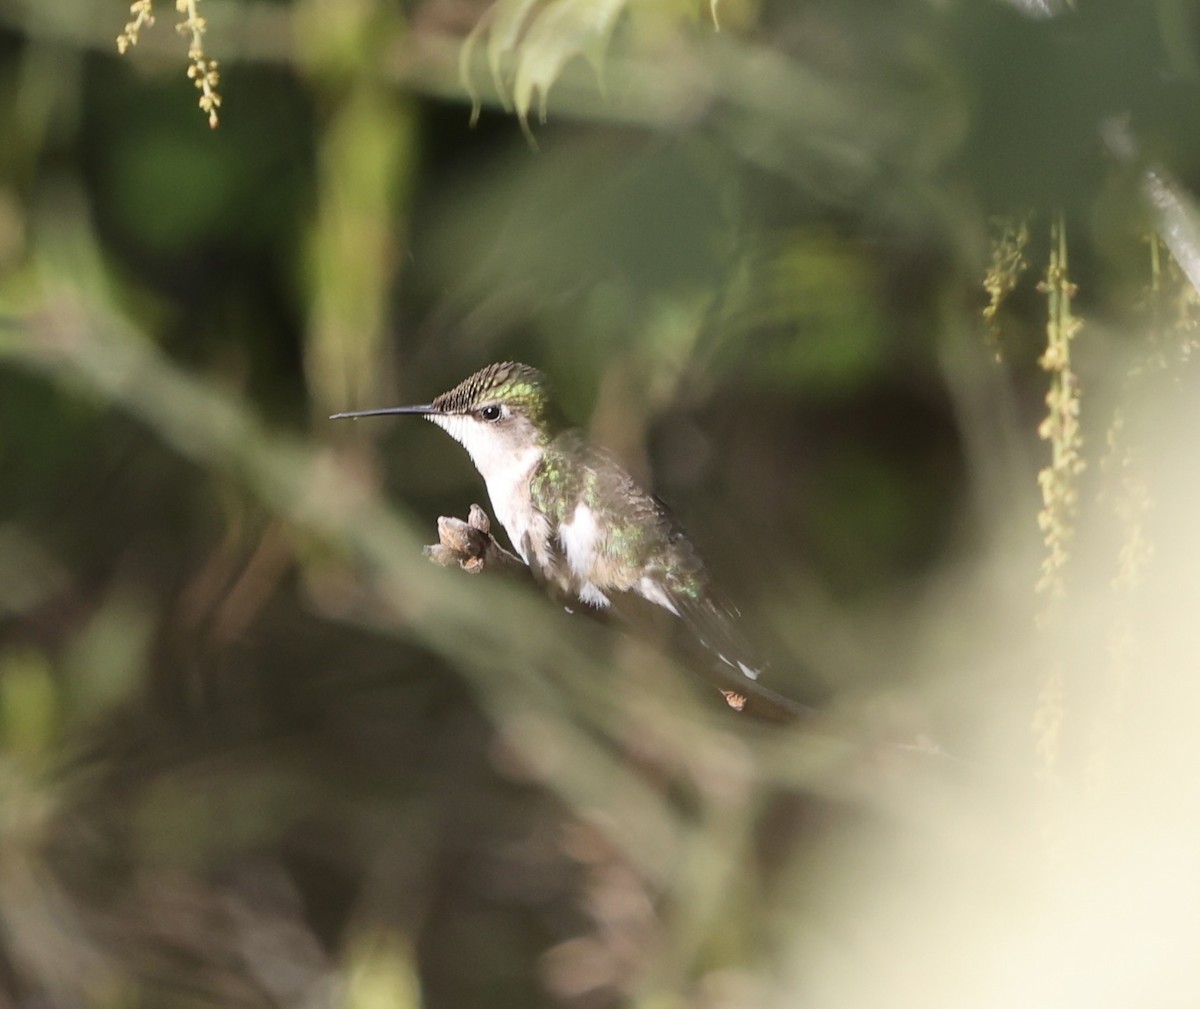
528,436,815,721
658,579,765,680
531,433,774,683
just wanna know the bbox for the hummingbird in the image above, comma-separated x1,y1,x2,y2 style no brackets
332,362,798,711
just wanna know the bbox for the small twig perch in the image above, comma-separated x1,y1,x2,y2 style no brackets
423,503,529,577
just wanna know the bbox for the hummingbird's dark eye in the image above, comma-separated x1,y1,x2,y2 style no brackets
479,404,503,422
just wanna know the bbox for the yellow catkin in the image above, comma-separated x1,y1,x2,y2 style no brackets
1089,238,1200,796
176,0,222,128
982,216,1031,361
1032,214,1084,784
115,0,222,128
116,0,155,53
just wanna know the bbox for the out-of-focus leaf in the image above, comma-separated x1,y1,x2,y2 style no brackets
480,0,543,112
461,0,633,132
105,130,239,252
0,648,59,763
0,526,67,617
61,588,154,726
511,0,627,131
134,760,326,868
715,231,885,395
345,930,422,1009
1140,166,1200,296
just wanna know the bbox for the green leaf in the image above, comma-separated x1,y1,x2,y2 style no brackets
0,648,59,763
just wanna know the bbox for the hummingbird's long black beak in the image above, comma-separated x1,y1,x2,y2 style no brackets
329,405,442,420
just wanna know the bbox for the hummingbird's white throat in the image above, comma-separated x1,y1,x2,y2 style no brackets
428,412,545,564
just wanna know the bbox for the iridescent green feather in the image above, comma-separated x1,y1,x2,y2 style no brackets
530,432,707,598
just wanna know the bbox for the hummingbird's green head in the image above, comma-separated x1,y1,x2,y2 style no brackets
423,363,564,470
331,362,565,478
430,362,558,430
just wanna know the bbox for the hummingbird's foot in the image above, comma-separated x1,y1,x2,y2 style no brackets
424,504,526,575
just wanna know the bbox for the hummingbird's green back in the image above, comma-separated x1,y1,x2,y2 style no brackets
529,432,707,600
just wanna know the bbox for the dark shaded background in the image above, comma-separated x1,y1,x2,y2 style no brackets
2,1,1200,1007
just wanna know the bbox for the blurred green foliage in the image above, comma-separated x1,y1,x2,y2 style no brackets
2,1,1200,1007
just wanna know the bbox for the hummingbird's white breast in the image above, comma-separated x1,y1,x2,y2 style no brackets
428,413,548,565
558,502,687,615
558,502,612,608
